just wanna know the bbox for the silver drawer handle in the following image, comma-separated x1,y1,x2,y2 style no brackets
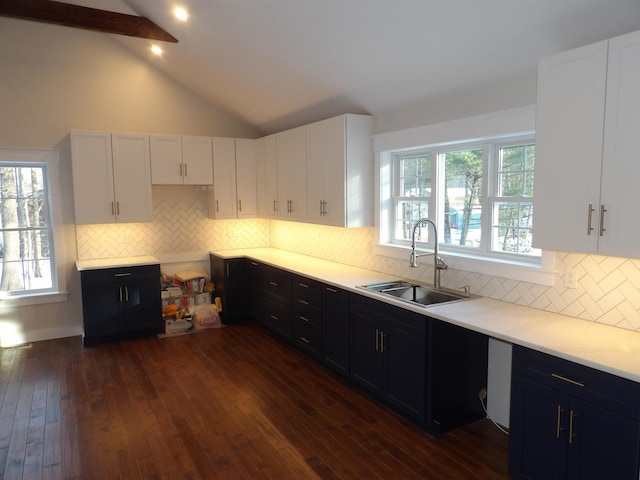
270,281,279,287
270,315,279,321
299,299,309,305
299,336,310,344
551,373,584,387
299,316,310,322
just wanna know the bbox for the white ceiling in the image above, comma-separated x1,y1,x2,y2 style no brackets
59,0,640,135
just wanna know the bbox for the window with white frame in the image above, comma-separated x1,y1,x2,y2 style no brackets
386,135,540,262
0,162,56,295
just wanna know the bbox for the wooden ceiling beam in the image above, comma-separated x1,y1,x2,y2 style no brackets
0,0,178,43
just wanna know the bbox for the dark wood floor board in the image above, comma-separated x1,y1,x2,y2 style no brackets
1,322,511,479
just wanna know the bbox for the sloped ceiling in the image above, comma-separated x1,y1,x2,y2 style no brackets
23,0,640,135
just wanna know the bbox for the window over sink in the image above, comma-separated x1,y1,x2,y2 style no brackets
374,106,554,286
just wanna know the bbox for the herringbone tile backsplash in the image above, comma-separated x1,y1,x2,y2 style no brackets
270,221,640,333
76,187,640,333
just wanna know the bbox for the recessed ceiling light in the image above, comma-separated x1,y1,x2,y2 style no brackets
174,6,189,21
151,45,163,56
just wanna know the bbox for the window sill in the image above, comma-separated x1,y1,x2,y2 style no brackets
0,291,70,309
373,243,555,286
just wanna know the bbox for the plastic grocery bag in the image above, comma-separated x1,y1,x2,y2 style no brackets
191,304,222,329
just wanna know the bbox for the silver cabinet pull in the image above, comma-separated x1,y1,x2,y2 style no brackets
556,405,564,438
587,204,595,235
380,331,386,353
238,199,242,212
216,200,219,212
114,273,131,277
270,315,279,321
180,163,183,177
599,204,607,236
551,373,585,387
116,201,120,215
269,281,279,287
299,336,310,344
375,328,379,351
124,286,129,302
299,316,310,322
111,201,115,215
326,287,338,293
119,286,123,302
569,410,576,444
273,199,278,212
299,299,309,305
184,163,188,177
298,282,309,288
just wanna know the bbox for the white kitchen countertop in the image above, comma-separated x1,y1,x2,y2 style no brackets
211,247,640,383
76,255,160,271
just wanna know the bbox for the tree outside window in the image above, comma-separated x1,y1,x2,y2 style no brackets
0,164,54,293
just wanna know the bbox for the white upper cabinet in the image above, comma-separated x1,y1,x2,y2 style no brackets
307,114,373,227
256,134,279,218
71,131,153,224
150,135,213,185
277,126,308,221
533,29,640,257
210,137,238,219
235,138,257,219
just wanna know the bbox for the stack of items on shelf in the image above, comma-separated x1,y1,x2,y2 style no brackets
161,270,219,334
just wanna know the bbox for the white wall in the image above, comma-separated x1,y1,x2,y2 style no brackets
0,17,258,346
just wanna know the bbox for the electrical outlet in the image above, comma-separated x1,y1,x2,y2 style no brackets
564,266,578,289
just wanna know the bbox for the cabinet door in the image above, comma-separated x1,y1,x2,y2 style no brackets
532,41,608,253
182,136,213,185
306,118,333,224
322,285,350,375
122,266,161,332
350,310,383,395
509,376,568,480
277,126,307,221
246,260,262,322
71,131,116,224
111,133,153,223
150,135,183,184
258,134,279,218
211,137,238,219
80,276,122,338
568,398,640,480
599,30,640,257
383,325,425,422
235,138,257,218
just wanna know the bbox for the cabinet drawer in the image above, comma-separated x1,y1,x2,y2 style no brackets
294,301,321,326
293,275,322,306
513,345,640,420
262,266,292,304
81,264,159,284
293,318,321,356
263,296,292,339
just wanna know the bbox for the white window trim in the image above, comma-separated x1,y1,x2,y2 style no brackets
0,148,69,307
373,105,556,286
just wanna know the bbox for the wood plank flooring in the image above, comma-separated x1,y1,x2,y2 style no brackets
0,322,511,479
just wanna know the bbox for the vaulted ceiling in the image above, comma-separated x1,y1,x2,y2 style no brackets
10,0,640,135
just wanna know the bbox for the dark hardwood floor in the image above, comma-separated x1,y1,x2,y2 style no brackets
0,322,510,479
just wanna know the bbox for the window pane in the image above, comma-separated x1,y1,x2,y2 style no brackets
0,164,54,292
498,144,535,197
399,154,431,197
395,199,429,241
443,149,483,248
492,201,539,256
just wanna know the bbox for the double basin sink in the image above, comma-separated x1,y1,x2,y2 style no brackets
358,280,474,307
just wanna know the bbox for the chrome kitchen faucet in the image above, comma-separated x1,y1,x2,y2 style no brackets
410,218,448,289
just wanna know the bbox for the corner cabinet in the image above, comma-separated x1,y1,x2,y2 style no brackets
209,138,257,219
256,113,374,227
80,264,162,346
150,135,213,185
533,29,640,256
71,131,153,224
307,114,373,227
509,345,640,480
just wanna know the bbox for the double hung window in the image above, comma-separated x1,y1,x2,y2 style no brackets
388,136,539,262
0,160,57,296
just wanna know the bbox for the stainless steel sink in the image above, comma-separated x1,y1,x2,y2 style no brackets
358,281,473,307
